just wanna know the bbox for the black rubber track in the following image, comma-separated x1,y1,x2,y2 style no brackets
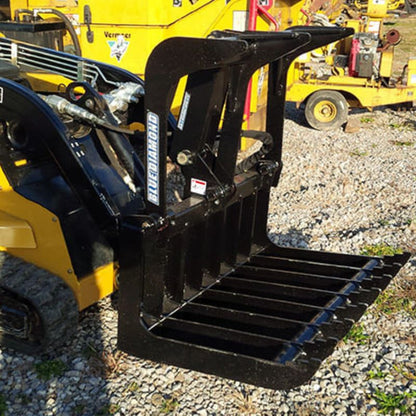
0,252,79,354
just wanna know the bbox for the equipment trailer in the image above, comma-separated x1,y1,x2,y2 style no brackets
0,28,409,389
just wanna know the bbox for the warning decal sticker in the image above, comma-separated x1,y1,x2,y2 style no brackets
191,178,207,196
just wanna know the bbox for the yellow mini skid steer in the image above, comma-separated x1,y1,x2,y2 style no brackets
0,27,409,390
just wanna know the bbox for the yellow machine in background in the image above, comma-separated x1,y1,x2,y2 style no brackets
2,0,296,130
349,0,414,13
1,0,313,139
285,0,416,129
4,0,285,77
2,0,416,131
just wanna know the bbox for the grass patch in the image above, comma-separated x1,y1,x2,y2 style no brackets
373,389,416,415
73,404,86,416
126,381,139,393
82,342,99,360
360,116,375,123
360,244,403,257
0,395,6,416
84,346,126,378
350,149,368,157
96,403,120,416
389,122,415,133
17,393,30,406
374,289,416,318
368,367,389,380
391,139,414,146
34,359,67,381
393,364,416,382
379,219,390,226
160,397,179,414
231,390,257,414
343,322,369,345
389,122,402,129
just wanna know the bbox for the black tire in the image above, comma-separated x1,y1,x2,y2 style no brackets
304,90,348,131
0,252,79,354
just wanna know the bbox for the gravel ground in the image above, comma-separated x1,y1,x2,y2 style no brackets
1,105,416,416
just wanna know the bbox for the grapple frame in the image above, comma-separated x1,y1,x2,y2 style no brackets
117,28,409,389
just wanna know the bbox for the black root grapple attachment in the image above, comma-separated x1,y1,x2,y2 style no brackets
117,28,410,390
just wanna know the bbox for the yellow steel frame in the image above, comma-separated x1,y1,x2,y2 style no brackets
0,167,116,310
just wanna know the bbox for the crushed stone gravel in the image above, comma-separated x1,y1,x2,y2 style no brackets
0,105,415,416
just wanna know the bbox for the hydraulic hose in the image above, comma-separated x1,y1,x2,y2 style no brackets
14,8,82,56
235,130,274,174
105,130,135,179
42,93,137,188
34,8,82,56
41,94,135,135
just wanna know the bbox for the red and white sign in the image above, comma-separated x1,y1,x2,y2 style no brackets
191,178,207,195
